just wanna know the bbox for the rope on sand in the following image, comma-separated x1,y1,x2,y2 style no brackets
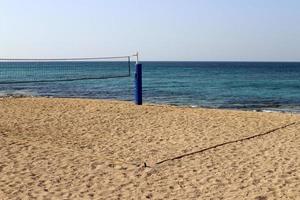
154,121,299,166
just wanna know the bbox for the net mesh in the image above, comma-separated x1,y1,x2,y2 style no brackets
0,56,132,84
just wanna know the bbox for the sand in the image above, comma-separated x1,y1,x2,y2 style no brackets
0,97,299,199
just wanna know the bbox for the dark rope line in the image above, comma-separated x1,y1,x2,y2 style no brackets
155,121,298,166
0,74,130,85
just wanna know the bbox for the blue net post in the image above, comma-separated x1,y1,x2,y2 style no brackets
135,63,142,105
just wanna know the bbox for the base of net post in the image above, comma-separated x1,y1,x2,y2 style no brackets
135,64,142,105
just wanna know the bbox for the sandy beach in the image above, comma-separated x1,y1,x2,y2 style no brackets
0,97,299,199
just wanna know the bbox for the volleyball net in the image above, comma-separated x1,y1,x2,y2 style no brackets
0,54,138,84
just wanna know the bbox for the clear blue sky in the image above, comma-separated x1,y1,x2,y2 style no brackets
0,0,299,61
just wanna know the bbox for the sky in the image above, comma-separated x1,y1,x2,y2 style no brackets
0,0,300,61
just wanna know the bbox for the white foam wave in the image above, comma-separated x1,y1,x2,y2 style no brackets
0,90,39,97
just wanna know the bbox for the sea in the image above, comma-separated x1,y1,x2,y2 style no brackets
1,61,300,113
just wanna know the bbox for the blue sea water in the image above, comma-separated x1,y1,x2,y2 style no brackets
1,61,300,113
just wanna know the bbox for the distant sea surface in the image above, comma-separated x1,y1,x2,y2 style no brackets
1,61,300,113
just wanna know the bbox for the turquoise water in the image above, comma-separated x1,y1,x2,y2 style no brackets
1,61,300,113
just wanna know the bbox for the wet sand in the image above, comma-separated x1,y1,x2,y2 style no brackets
0,97,299,199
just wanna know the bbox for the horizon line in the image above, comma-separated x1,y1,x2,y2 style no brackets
141,60,300,63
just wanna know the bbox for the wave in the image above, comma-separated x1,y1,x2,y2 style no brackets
0,90,39,98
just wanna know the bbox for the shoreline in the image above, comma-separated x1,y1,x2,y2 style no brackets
1,94,300,115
